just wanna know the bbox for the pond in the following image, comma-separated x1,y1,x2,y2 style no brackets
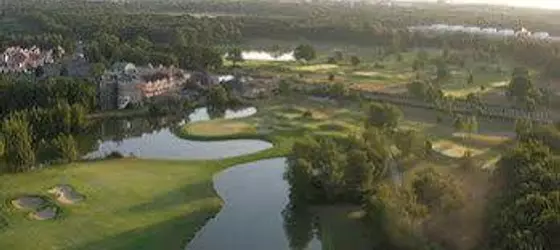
186,158,322,250
83,107,271,160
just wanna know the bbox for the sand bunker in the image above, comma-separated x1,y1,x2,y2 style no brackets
48,185,85,205
11,196,47,210
490,81,508,88
29,206,58,221
353,71,382,77
432,140,486,158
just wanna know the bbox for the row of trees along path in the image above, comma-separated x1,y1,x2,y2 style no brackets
293,83,552,124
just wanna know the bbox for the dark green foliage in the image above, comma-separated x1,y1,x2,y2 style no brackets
0,137,4,158
1,115,35,172
411,168,464,213
334,51,344,62
515,118,533,139
467,73,474,85
106,151,125,159
328,73,335,81
328,82,348,97
453,115,477,135
407,80,444,103
435,60,449,81
90,63,106,79
49,134,79,163
350,55,361,66
294,44,316,62
226,47,244,66
286,128,391,204
394,130,427,159
485,142,560,250
207,84,230,111
0,77,96,117
365,102,403,130
302,111,313,119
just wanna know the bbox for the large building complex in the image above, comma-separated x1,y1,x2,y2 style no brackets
98,62,190,110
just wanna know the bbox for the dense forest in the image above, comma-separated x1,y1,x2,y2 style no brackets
2,0,560,74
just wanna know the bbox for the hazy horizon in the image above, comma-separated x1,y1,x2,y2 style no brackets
397,0,560,10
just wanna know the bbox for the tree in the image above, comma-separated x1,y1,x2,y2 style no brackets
328,82,348,97
507,71,539,108
0,136,4,158
294,44,316,62
407,80,428,100
453,115,468,133
1,115,35,173
436,60,449,81
90,63,106,79
226,47,244,66
365,103,403,130
334,50,344,62
328,73,335,82
207,84,230,110
411,168,464,212
466,116,478,136
350,55,361,66
487,141,560,250
345,148,377,199
412,59,424,71
394,130,426,159
50,133,79,163
515,118,533,139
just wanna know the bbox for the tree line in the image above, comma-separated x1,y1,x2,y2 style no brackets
4,1,560,76
484,141,559,249
0,76,95,173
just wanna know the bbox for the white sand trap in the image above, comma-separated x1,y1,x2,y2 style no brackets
11,196,47,210
353,71,382,77
48,185,85,205
432,140,486,158
240,51,295,61
29,207,58,221
451,133,510,145
296,64,338,72
490,81,508,88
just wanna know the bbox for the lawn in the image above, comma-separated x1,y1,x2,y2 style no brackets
0,159,223,250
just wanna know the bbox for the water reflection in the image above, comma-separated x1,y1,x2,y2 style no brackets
82,107,270,160
186,158,322,250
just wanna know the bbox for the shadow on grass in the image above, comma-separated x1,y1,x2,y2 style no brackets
73,209,219,250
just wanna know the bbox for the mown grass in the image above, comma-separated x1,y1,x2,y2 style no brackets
0,159,222,250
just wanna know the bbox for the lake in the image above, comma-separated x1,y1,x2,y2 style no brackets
186,158,322,250
83,107,272,160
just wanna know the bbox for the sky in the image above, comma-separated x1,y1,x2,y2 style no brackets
398,0,560,10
